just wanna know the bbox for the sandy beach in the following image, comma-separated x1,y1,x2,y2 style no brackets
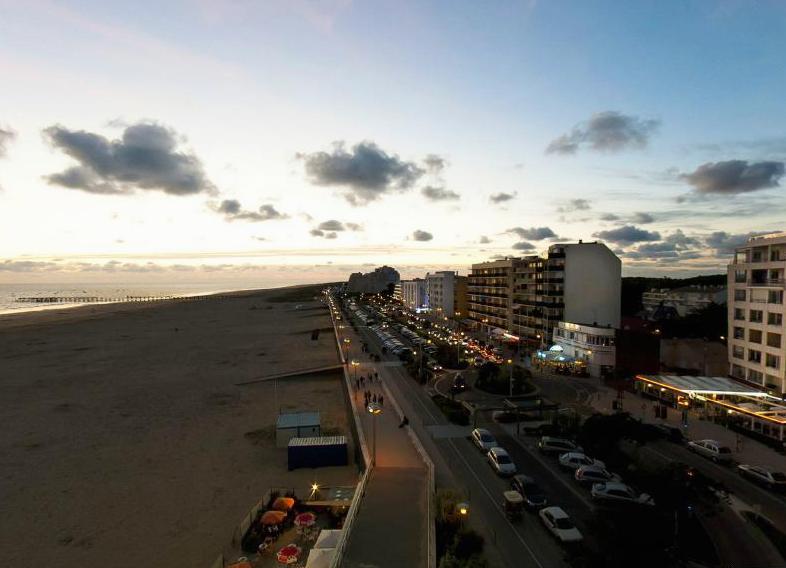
0,285,357,568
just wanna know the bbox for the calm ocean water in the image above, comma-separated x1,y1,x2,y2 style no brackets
0,282,273,315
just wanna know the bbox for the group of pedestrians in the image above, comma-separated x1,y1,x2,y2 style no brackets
354,371,380,391
363,389,384,407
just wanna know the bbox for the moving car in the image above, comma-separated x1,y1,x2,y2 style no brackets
538,507,583,543
450,374,467,394
591,482,655,506
538,436,583,455
687,439,733,463
487,447,517,477
510,474,547,510
558,452,605,471
471,428,497,451
737,464,786,490
574,465,621,485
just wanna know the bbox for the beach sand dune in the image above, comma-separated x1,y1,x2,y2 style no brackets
0,286,356,568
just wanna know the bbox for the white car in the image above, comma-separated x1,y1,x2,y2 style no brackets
591,482,654,506
737,464,786,490
538,436,583,455
559,452,605,471
538,506,583,543
574,465,621,485
687,439,733,463
471,428,497,451
487,447,517,477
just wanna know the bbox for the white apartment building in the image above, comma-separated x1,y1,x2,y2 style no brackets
553,321,616,377
425,271,458,316
642,284,726,318
400,279,427,311
728,232,786,393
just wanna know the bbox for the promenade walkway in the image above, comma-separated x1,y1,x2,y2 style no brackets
336,322,429,568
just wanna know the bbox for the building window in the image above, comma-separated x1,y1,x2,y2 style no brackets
766,374,781,388
731,364,745,379
749,329,763,344
734,289,746,301
735,270,747,283
769,313,783,326
734,308,745,321
748,349,762,363
750,310,764,323
734,326,745,340
766,354,780,369
748,370,764,384
768,290,784,304
732,345,744,359
767,333,782,349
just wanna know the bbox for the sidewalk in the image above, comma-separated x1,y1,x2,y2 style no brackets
589,384,786,470
341,339,429,568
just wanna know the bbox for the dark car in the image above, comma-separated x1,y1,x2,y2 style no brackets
651,423,685,444
510,474,547,510
450,374,468,395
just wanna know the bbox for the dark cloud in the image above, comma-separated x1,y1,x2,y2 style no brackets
512,241,536,251
317,220,345,231
632,212,655,224
479,236,491,244
0,126,17,157
599,213,620,221
421,185,460,201
310,228,338,239
508,226,556,240
557,199,591,213
680,160,784,195
624,242,680,259
547,111,659,155
43,122,215,195
215,199,289,222
593,225,661,245
705,231,770,254
664,229,701,249
296,141,424,205
489,192,517,204
412,230,433,242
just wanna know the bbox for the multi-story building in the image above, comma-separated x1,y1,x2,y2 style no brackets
642,285,726,319
454,275,468,319
467,259,516,332
425,271,459,317
728,232,786,393
347,265,400,294
400,279,427,311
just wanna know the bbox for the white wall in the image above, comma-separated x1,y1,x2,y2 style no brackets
563,244,621,328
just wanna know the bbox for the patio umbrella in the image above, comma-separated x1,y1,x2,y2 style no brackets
294,512,316,527
272,496,295,511
277,543,302,565
260,510,287,525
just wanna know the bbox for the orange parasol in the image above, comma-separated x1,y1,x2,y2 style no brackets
260,510,287,525
272,496,295,511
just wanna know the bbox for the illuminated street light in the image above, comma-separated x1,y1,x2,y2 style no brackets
367,401,383,466
351,360,360,380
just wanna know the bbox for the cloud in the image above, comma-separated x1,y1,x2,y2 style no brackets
508,226,556,240
599,213,620,221
593,225,661,245
489,192,517,204
546,111,660,155
705,231,769,254
317,219,345,231
296,141,424,205
423,154,447,174
421,185,460,201
345,222,363,231
412,230,433,242
214,200,289,222
0,126,16,157
557,198,591,213
664,229,701,249
512,241,536,251
310,228,338,239
43,122,215,195
479,236,491,244
632,212,655,224
680,160,784,195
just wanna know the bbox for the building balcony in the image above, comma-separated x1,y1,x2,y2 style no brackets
750,279,786,287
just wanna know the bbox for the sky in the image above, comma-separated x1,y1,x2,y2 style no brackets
1,0,785,284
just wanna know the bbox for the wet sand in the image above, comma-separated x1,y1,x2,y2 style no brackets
0,285,357,568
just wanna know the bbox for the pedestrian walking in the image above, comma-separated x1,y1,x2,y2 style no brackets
360,375,365,387
372,393,377,403
379,394,384,407
364,392,369,406
355,378,360,391
375,372,379,381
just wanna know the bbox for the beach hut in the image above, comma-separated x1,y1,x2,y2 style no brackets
276,411,321,447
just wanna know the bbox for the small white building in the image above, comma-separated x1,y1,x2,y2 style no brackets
400,279,428,311
276,411,321,447
552,321,616,377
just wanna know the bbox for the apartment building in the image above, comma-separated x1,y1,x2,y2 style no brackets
728,232,786,393
454,275,468,318
642,284,726,319
425,271,459,316
400,279,427,311
467,258,516,332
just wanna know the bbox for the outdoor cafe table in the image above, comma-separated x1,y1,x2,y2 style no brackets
277,543,302,565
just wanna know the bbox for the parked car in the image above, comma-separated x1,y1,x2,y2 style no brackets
687,439,733,463
487,447,517,477
652,423,686,444
538,436,583,455
471,428,497,451
511,474,547,510
538,507,583,543
492,410,519,423
575,465,621,485
737,464,786,490
559,452,606,471
591,482,655,506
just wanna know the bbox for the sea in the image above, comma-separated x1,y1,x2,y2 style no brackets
0,282,273,315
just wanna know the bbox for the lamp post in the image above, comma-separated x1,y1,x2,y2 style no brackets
507,358,514,397
343,338,351,363
367,401,383,465
351,360,359,381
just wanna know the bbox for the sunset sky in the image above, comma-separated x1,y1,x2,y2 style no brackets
1,0,785,283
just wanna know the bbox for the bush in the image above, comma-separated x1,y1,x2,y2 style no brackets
450,528,484,560
475,363,533,395
432,395,470,425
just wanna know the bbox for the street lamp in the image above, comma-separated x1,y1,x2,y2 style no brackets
367,401,383,465
351,360,360,380
343,338,351,362
507,358,514,397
